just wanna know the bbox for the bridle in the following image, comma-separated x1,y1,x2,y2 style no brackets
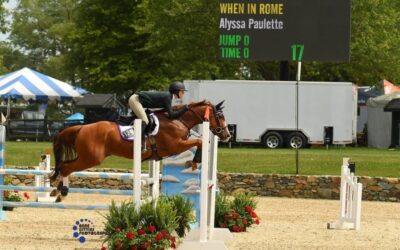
181,104,227,137
210,106,227,137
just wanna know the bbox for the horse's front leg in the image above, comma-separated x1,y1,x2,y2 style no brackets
191,147,202,170
172,138,203,170
169,139,202,170
173,138,202,153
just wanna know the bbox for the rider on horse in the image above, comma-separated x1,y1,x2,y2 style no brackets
50,98,230,202
128,81,189,137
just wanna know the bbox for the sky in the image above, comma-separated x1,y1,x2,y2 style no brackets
0,0,18,41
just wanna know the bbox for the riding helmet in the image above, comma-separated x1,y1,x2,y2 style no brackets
169,81,187,94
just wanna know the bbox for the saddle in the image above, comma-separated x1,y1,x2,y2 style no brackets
117,111,156,133
117,111,160,159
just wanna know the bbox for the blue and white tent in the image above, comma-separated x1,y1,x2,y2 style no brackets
0,67,82,102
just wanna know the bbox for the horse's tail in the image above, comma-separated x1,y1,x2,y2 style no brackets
50,126,83,181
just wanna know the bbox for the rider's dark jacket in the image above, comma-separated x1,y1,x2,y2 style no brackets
137,91,188,119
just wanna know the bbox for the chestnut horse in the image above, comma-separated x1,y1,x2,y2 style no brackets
49,100,230,201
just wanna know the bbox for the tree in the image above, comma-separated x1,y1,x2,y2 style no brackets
5,0,78,82
70,0,153,96
0,41,31,73
138,0,244,86
9,0,79,81
0,0,10,73
343,0,400,85
0,0,7,33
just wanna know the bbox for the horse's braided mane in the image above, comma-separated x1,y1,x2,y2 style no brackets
155,100,210,120
171,100,211,111
187,100,211,108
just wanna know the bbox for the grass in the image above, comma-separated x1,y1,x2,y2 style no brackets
218,147,400,177
3,141,400,177
4,141,145,170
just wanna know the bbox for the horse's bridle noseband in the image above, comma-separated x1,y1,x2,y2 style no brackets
184,105,227,137
210,108,227,137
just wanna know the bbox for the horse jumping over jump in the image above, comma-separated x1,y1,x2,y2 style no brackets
49,100,231,202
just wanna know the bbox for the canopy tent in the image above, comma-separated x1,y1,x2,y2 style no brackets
65,112,84,125
357,86,382,106
367,92,400,148
65,112,84,121
74,86,91,95
0,67,82,102
357,86,382,133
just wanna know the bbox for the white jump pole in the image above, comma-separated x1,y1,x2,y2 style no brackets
149,160,160,202
328,158,362,230
199,121,210,242
0,125,6,220
208,134,218,240
36,154,56,202
133,119,142,211
178,121,232,250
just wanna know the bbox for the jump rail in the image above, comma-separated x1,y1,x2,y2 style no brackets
0,169,150,180
0,185,134,196
1,201,110,210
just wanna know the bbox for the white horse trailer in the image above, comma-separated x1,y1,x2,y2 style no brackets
183,80,357,148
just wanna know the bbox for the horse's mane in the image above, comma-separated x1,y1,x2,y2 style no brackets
172,100,211,111
188,100,211,108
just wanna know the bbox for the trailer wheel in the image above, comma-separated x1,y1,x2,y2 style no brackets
263,132,283,149
288,132,307,149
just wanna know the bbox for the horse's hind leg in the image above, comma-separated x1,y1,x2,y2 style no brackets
55,156,103,202
49,171,62,189
55,177,69,203
50,179,62,197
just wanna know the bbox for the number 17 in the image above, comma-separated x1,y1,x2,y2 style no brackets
291,44,304,61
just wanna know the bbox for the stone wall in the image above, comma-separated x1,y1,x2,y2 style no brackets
4,167,135,190
3,167,400,202
217,173,400,202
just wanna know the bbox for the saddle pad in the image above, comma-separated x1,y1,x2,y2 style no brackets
118,114,159,141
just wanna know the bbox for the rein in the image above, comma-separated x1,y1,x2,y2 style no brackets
178,107,205,130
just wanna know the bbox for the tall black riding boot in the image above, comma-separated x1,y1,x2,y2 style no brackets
145,114,155,134
141,122,147,152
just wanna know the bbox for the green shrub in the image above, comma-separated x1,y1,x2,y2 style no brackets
102,195,195,249
163,195,196,237
214,192,231,228
214,192,260,233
